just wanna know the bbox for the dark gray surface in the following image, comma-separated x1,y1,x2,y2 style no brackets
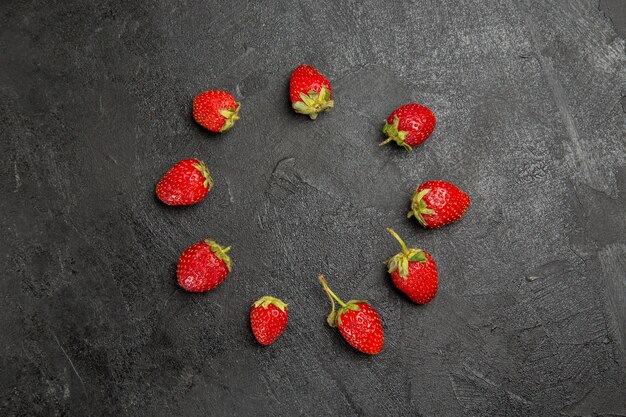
601,0,626,38
1,0,625,416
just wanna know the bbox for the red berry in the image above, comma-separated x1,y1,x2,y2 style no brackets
319,276,384,355
250,296,289,346
290,65,334,120
386,228,438,304
408,180,470,228
381,103,436,151
193,90,240,133
156,159,213,206
177,239,232,292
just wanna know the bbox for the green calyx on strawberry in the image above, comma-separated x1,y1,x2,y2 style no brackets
386,228,427,278
205,239,232,271
192,161,214,189
380,116,411,151
319,275,366,328
407,188,436,227
292,86,334,120
218,104,241,132
253,295,288,312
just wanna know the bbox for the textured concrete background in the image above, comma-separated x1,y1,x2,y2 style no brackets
1,0,625,416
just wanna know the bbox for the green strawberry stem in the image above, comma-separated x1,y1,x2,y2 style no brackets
222,246,231,253
320,275,351,328
319,275,346,308
380,116,412,152
386,228,409,256
385,228,427,278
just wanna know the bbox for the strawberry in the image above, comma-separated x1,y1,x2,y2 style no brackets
386,228,438,304
156,159,213,206
319,275,384,355
193,90,240,132
290,65,334,120
177,239,232,292
250,296,289,346
380,103,436,151
407,180,470,228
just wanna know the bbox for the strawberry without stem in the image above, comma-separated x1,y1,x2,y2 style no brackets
290,65,334,120
193,90,240,133
408,180,470,228
156,159,213,206
319,275,384,355
386,228,438,304
250,296,289,346
381,103,436,151
177,239,232,292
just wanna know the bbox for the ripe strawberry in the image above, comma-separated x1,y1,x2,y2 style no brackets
380,103,436,151
193,90,240,132
156,159,213,206
250,296,289,346
407,180,470,228
386,228,438,304
177,239,232,292
319,275,384,355
290,65,334,120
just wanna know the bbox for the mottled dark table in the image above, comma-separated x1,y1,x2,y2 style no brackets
1,1,625,416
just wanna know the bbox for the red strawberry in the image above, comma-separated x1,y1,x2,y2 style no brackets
290,65,334,120
381,103,436,151
250,296,289,346
193,90,240,132
319,275,384,355
408,180,470,228
156,159,213,206
177,239,232,292
386,228,438,304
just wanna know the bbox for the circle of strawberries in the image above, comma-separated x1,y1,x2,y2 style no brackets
155,64,470,354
